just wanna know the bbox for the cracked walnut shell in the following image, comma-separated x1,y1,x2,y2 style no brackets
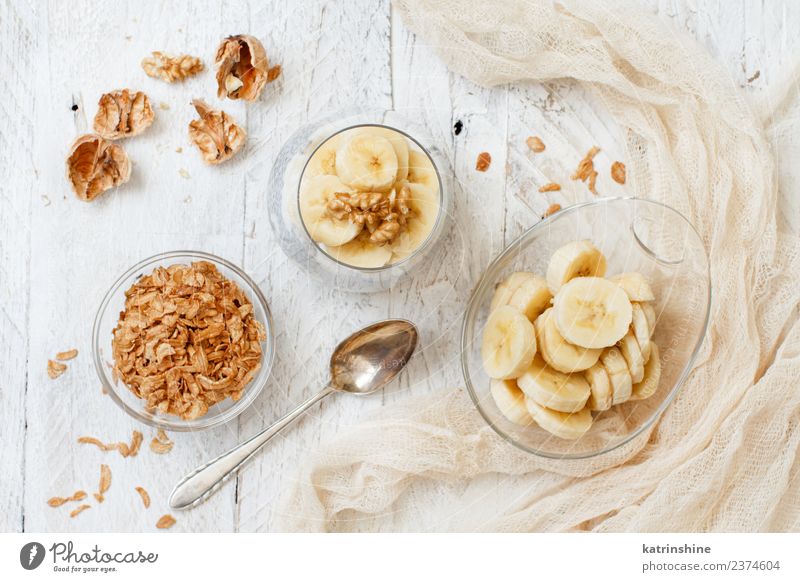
66,134,131,202
214,34,276,101
93,89,155,140
188,99,246,164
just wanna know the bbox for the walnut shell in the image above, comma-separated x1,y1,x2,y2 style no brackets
188,99,246,164
93,89,155,139
65,134,131,202
214,35,271,101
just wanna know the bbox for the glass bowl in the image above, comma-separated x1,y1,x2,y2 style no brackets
92,250,275,432
268,109,453,293
461,198,711,459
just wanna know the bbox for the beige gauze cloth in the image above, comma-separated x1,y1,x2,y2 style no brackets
278,0,800,531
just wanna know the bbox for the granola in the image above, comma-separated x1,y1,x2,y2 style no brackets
611,161,626,184
538,182,561,193
77,430,143,458
156,514,176,529
47,360,67,379
150,430,174,454
526,136,546,153
69,504,91,518
135,486,151,509
47,490,87,507
475,152,492,172
571,146,600,194
56,349,79,361
94,464,111,503
111,261,265,420
543,203,562,217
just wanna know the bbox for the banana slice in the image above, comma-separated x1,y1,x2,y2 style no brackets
609,272,655,302
367,126,409,182
303,134,341,179
406,148,439,192
618,330,645,383
389,182,440,262
299,174,363,246
490,272,537,312
631,342,661,400
509,276,552,322
641,302,657,335
517,355,590,413
335,132,398,191
481,305,537,380
585,362,612,411
490,379,533,425
552,276,633,349
631,303,652,362
328,231,392,268
525,399,593,440
546,240,607,293
535,308,601,373
601,347,632,405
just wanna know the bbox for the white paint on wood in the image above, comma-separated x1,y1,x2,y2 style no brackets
0,0,795,532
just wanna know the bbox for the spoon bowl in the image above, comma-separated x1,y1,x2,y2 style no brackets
169,319,419,510
331,320,418,394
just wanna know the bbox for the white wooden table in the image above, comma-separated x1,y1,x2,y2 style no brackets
1,0,797,532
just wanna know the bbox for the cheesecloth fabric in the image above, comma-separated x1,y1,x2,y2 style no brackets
277,0,800,531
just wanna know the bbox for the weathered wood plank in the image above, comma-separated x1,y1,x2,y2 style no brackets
0,0,37,533
23,0,250,532
234,0,394,532
7,0,798,532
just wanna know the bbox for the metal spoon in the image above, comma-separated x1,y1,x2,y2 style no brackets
168,319,419,510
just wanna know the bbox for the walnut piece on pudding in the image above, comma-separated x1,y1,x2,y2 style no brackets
66,134,131,202
188,99,246,164
93,89,154,140
214,34,277,101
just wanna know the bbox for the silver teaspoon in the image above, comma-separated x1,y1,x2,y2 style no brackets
169,319,419,510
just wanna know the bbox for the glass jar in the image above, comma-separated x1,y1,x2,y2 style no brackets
268,109,452,292
461,198,711,458
92,250,275,431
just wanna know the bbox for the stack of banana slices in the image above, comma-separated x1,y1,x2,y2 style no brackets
298,125,441,268
481,240,662,440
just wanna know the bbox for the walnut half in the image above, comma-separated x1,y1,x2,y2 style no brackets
214,34,278,101
141,52,204,83
188,99,246,164
66,134,131,202
93,89,154,140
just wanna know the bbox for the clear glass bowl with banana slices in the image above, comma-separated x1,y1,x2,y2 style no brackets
268,110,451,292
461,198,711,459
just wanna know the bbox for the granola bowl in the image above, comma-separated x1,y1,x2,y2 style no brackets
268,109,453,293
92,250,275,432
461,198,711,459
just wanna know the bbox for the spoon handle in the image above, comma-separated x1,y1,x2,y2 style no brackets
169,385,335,510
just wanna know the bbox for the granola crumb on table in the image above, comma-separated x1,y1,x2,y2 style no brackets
538,182,561,193
475,151,492,172
611,161,627,184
